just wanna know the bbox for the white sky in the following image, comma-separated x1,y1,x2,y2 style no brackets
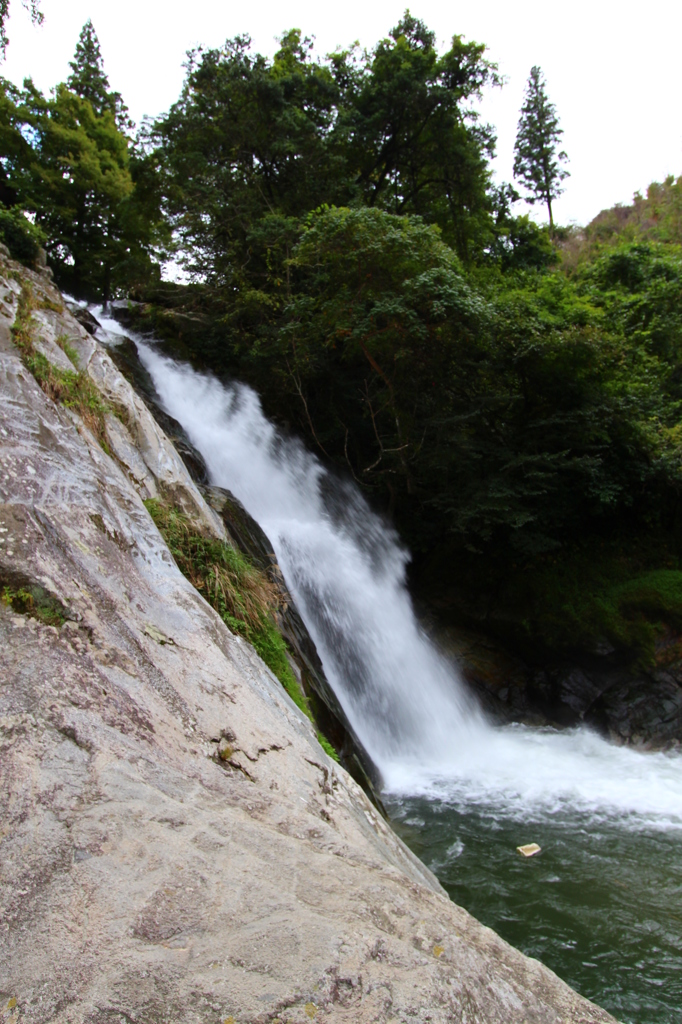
3,0,681,228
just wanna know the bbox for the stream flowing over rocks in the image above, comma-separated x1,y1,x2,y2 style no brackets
0,253,620,1022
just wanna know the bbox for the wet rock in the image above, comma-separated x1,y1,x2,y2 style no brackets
103,411,159,499
557,667,605,718
64,300,103,337
101,330,213,486
0,252,617,1024
203,484,385,806
422,620,540,724
424,612,682,747
587,672,682,748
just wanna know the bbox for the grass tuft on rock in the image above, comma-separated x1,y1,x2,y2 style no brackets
11,283,109,444
144,497,338,760
55,332,80,366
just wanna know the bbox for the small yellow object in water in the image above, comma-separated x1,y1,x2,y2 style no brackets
433,944,444,958
304,1004,317,1019
517,843,541,857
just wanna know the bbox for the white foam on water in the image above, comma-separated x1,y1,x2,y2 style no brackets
97,314,682,831
384,724,682,828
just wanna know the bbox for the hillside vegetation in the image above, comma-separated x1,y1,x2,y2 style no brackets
3,13,682,665
128,191,682,665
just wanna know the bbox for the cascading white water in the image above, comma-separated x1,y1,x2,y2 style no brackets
97,316,682,830
135,339,485,767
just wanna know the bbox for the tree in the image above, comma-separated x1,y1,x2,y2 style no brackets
155,30,345,285
0,19,168,299
272,206,484,502
344,12,500,260
155,13,502,283
26,82,168,301
67,20,131,130
21,80,135,300
0,32,166,299
513,66,568,233
0,75,30,203
0,0,42,60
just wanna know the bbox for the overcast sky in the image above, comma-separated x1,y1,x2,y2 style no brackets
3,0,681,228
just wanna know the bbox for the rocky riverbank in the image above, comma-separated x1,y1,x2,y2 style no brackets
422,610,682,750
0,250,617,1023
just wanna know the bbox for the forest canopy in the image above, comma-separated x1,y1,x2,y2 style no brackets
3,11,682,659
153,13,503,282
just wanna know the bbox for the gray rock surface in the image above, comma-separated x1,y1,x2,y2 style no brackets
0,256,617,1023
429,616,682,748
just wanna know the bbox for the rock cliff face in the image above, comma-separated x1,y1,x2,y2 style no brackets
0,252,616,1023
71,324,383,802
426,615,682,749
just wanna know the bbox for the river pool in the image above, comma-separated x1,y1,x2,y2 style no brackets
387,790,682,1024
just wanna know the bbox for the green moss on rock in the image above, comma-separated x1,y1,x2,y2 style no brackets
1,584,67,627
144,497,339,759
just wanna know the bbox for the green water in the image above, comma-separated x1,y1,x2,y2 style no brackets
386,796,682,1023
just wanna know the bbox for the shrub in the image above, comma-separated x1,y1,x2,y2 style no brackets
0,207,45,266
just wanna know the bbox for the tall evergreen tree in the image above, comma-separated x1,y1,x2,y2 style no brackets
513,66,568,232
67,20,130,130
21,79,135,300
1,21,168,300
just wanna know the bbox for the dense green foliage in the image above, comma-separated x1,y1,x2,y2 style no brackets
153,12,502,281
505,550,682,665
0,20,167,300
0,203,43,262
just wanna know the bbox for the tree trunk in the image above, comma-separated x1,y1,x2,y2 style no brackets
542,157,554,238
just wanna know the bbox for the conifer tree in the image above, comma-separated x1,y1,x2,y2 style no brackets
0,0,43,59
67,20,131,130
513,66,568,233
21,78,134,300
5,20,168,301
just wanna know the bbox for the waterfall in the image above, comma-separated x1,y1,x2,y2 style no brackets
97,316,682,831
134,343,485,767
